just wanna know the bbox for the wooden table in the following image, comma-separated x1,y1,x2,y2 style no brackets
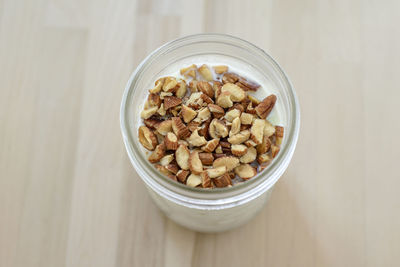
1,0,399,266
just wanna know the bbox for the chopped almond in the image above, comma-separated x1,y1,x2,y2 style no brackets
181,105,197,123
257,153,271,164
201,172,212,188
198,119,211,139
222,73,239,84
175,80,187,98
227,130,250,144
162,77,178,92
163,96,182,110
275,126,284,145
201,138,220,152
213,156,240,171
176,170,190,183
213,65,228,74
140,106,158,119
200,93,214,104
214,173,232,188
211,119,229,138
256,135,271,155
157,103,166,116
216,91,233,108
198,64,213,81
215,145,223,154
175,144,190,170
155,164,172,176
165,163,179,174
186,174,202,187
271,145,280,158
160,154,174,166
187,129,207,147
213,81,222,98
165,132,179,150
250,119,266,144
188,80,198,93
198,152,214,165
197,81,214,97
209,104,225,118
180,64,197,78
234,164,257,180
189,151,203,174
230,117,241,137
240,112,253,125
206,166,227,178
143,118,161,129
171,117,190,139
264,120,276,137
224,109,241,122
196,107,211,122
219,141,231,148
221,83,246,102
239,147,257,163
149,79,164,94
187,121,200,132
148,93,161,107
138,126,158,151
244,139,257,147
148,143,166,163
231,144,248,156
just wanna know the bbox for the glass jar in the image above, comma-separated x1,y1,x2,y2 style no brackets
120,34,300,232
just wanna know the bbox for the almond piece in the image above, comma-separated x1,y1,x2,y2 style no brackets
209,104,225,117
219,141,231,148
200,93,214,104
231,103,244,113
157,103,166,116
214,173,232,188
196,107,211,122
235,77,260,91
216,91,233,108
250,119,266,144
188,80,198,93
181,105,197,123
171,117,190,139
255,94,277,119
230,117,241,137
271,145,280,158
246,102,257,114
198,64,213,81
199,152,214,165
163,77,178,92
257,153,271,164
231,144,248,156
213,156,240,171
160,154,174,166
138,126,158,150
248,95,260,105
165,132,179,150
186,92,202,108
227,130,251,144
144,118,162,129
240,112,253,125
244,139,257,147
165,163,179,174
264,120,276,137
224,109,241,122
164,96,182,110
156,120,172,136
213,81,223,98
186,174,202,187
206,166,227,178
140,106,158,119
256,135,271,155
198,119,211,139
148,143,166,163
275,126,284,145
149,79,164,93
234,164,257,180
239,147,257,164
148,93,161,107
213,153,227,159
180,64,197,78
155,164,172,176
201,172,212,188
175,144,190,170
214,120,229,138
189,151,203,174
241,124,251,131
215,145,223,154
221,83,246,102
155,132,165,144
202,138,220,152
187,121,200,132
187,129,207,147
222,73,239,84
176,170,190,183
178,140,189,146
160,91,173,100
176,80,187,98
213,65,228,74
197,81,214,97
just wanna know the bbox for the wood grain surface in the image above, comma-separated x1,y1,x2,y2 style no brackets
1,0,399,266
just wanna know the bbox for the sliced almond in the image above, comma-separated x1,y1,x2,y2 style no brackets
234,164,257,180
138,126,158,151
264,120,276,137
175,80,187,98
221,83,246,102
256,135,271,155
213,65,228,74
197,81,214,97
222,73,239,84
227,130,250,144
250,119,266,144
165,132,179,150
201,172,212,188
181,105,197,123
186,174,202,187
148,143,166,163
201,138,220,152
244,139,257,147
176,170,190,183
189,151,203,174
175,144,190,170
198,152,214,165
216,91,233,108
206,166,227,178
257,153,271,164
196,107,211,122
255,94,277,119
140,106,158,119
198,64,213,81
171,117,190,139
275,126,284,145
239,147,257,163
160,154,174,166
187,129,207,147
213,156,240,171
213,173,232,188
165,163,179,174
271,145,280,158
163,96,182,110
156,120,172,136
240,112,253,125
224,109,241,122
231,144,248,156
230,117,241,136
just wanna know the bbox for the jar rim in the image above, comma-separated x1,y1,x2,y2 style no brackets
120,33,300,207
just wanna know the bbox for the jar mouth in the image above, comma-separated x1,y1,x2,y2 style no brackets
120,33,300,204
